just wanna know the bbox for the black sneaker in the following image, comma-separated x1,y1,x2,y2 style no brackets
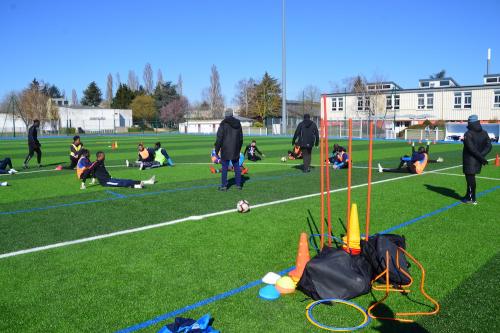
218,186,227,192
461,198,477,205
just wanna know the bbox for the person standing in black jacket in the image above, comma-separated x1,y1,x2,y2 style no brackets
214,111,243,191
462,115,492,204
23,119,42,168
292,114,319,172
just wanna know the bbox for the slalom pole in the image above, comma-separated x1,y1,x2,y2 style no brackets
365,120,373,240
319,101,325,250
346,118,353,250
323,96,332,247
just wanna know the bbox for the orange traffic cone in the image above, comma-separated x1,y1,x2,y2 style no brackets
289,232,310,282
495,154,499,167
111,141,116,150
342,203,361,255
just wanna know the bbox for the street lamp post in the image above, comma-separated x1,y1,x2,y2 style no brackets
281,0,287,135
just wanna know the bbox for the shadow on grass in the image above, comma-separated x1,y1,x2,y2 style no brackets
227,175,250,188
369,302,430,333
424,184,462,200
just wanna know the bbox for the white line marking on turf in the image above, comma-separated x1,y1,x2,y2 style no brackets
0,163,469,260
431,171,500,181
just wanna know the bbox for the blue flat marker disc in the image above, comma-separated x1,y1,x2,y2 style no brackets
259,285,281,301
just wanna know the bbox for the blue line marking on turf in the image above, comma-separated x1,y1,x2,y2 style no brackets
105,190,128,199
115,267,294,333
0,172,304,216
116,185,500,333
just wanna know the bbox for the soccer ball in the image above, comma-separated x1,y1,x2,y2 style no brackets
281,156,287,162
237,200,250,213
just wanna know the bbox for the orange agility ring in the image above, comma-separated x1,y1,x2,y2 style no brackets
306,298,371,331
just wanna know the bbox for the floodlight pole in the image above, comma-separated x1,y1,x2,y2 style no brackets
281,0,287,135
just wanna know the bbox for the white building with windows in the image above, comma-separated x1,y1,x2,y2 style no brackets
322,75,500,125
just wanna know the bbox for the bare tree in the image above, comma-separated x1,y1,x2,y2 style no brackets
157,69,164,86
18,80,50,129
115,72,121,87
208,65,224,118
71,89,78,105
106,73,113,105
128,70,139,91
143,63,154,94
299,85,320,115
233,78,255,117
177,74,183,96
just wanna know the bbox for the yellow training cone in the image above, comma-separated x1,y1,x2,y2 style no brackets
342,203,361,255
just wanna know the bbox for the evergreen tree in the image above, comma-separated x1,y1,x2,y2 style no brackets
81,81,102,106
111,84,135,109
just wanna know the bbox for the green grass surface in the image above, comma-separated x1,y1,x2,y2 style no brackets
0,134,499,332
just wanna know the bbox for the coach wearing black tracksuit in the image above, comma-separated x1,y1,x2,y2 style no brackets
292,114,319,173
215,111,243,191
462,114,492,204
23,119,42,168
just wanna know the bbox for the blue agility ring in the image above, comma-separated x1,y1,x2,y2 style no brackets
306,298,371,332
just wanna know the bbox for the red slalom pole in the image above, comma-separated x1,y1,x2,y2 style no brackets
319,113,325,249
346,118,353,249
365,121,373,240
323,96,332,247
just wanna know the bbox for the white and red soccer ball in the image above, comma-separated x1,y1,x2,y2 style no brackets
237,200,250,213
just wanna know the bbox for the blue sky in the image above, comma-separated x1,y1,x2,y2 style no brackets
1,0,499,104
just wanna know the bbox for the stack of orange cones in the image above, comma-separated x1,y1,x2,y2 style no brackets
342,203,361,255
289,232,310,283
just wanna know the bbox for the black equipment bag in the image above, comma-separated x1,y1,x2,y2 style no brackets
363,234,411,286
297,246,373,300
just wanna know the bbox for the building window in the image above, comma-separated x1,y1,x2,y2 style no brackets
464,92,472,108
364,96,370,111
420,81,429,88
394,95,400,109
486,77,498,83
386,95,392,109
357,96,363,111
439,80,450,86
338,97,344,111
454,92,462,108
331,98,337,111
418,94,425,109
494,90,500,108
426,93,434,109
331,97,344,111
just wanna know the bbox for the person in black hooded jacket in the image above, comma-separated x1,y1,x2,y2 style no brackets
292,114,319,172
23,119,42,168
462,114,492,204
214,111,243,190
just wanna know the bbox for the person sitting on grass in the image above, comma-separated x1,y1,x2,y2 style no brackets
126,143,156,170
328,144,345,164
244,140,264,162
76,149,96,190
288,145,303,160
331,146,349,170
378,144,429,174
67,135,84,169
152,142,174,167
91,151,155,188
0,156,18,175
210,149,248,174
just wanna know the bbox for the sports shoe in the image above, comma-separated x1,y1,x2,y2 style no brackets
8,169,18,174
0,181,8,186
436,157,444,163
461,198,477,205
143,175,155,185
242,168,248,175
80,182,86,190
125,160,130,167
210,166,216,174
378,163,384,173
139,162,144,170
90,178,96,185
134,183,144,189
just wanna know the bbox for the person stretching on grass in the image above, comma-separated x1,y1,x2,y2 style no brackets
152,142,174,167
91,151,155,188
76,149,96,190
0,155,18,174
23,119,42,168
67,135,84,169
210,148,248,174
331,146,349,170
288,145,303,160
126,143,156,170
378,144,429,174
244,140,264,162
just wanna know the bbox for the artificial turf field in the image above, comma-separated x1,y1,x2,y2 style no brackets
0,134,499,333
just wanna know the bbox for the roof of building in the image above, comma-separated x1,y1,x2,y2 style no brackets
484,73,500,78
